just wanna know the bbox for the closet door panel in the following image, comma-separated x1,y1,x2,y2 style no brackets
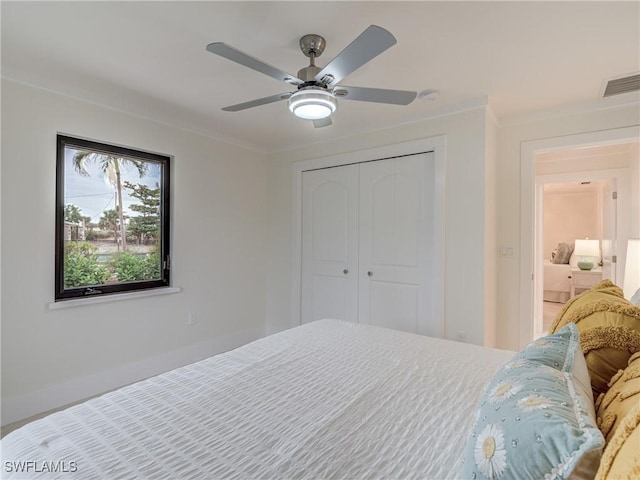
301,165,359,324
392,160,421,267
300,152,435,333
309,275,350,322
359,154,429,333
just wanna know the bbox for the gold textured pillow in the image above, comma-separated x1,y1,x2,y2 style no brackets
595,403,640,480
596,352,640,443
551,280,640,396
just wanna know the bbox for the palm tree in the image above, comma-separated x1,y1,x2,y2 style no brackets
72,152,147,251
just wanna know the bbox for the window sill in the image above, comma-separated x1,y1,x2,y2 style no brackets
48,287,182,309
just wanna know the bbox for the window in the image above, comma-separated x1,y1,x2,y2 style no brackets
55,135,171,301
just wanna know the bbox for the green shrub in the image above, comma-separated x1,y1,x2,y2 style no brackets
64,242,111,287
111,251,160,282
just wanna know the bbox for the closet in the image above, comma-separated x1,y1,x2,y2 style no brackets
300,152,434,334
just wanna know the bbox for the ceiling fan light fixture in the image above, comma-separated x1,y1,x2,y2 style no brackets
288,89,337,120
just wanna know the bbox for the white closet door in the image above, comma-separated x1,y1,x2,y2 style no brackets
301,164,359,324
358,153,433,334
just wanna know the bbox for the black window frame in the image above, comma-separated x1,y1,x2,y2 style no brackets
55,134,171,301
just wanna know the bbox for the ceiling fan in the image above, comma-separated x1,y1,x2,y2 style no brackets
206,25,417,128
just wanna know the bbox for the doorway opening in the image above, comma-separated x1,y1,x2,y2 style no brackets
519,126,639,348
534,173,619,339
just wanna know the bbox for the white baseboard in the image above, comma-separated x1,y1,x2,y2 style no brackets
1,326,265,426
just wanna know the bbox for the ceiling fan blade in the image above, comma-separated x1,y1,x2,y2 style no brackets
222,92,292,112
314,25,397,87
206,42,303,86
312,117,333,128
334,86,417,105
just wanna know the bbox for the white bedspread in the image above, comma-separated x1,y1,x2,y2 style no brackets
1,320,514,479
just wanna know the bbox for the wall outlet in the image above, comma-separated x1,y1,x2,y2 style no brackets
500,246,514,257
455,331,467,343
187,312,197,326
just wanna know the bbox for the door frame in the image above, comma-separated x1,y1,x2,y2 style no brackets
519,126,639,347
291,136,447,336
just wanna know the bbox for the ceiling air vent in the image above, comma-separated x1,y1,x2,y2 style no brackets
602,73,640,97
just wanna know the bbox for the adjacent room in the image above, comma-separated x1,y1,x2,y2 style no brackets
534,141,640,338
541,181,602,327
1,1,639,478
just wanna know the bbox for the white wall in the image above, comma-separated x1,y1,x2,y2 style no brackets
630,143,640,238
1,80,269,424
536,150,632,176
265,106,493,347
497,104,640,349
543,189,599,259
484,109,499,347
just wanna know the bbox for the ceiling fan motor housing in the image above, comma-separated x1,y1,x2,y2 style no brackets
299,34,326,58
297,65,322,83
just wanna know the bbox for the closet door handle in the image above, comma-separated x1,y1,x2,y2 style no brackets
343,269,349,275
367,271,373,277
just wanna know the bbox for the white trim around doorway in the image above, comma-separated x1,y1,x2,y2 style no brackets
519,125,640,348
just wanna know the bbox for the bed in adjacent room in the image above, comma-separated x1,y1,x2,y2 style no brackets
543,259,573,303
3,309,638,479
543,242,575,303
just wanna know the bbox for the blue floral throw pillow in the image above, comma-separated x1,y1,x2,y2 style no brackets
461,324,604,479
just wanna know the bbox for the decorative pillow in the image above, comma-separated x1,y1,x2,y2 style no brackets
595,351,640,444
595,403,640,480
551,242,574,264
511,326,581,370
461,324,604,479
550,280,640,397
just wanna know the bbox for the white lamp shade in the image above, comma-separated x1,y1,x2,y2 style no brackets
574,239,600,258
623,238,640,302
288,89,337,120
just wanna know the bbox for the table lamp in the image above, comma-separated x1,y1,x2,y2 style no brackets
574,238,600,271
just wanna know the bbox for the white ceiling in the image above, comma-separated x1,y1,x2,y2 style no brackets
2,1,639,153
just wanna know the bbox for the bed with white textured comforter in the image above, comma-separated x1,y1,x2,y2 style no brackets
1,320,513,479
543,260,573,303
